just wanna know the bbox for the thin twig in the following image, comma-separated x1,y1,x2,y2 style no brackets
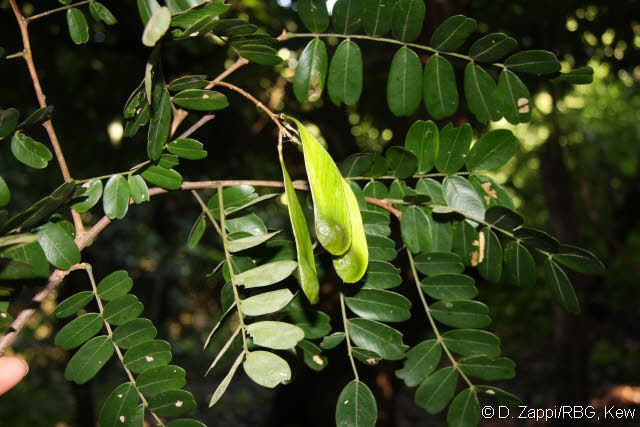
339,292,360,381
25,0,94,23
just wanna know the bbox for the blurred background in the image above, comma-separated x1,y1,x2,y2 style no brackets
1,0,639,425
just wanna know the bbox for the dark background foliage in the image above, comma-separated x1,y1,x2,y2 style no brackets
1,0,639,425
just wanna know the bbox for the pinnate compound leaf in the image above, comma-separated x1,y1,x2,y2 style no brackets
423,55,458,119
387,47,422,117
395,339,442,387
55,313,103,350
99,383,139,427
148,390,196,416
335,380,377,427
415,367,458,414
142,6,171,47
173,89,229,111
503,241,536,287
505,50,561,75
391,0,425,42
328,40,363,106
38,222,80,270
553,245,605,275
112,318,157,349
65,335,114,384
11,132,52,169
247,321,305,350
103,294,144,325
240,289,294,316
67,9,89,44
469,33,517,62
333,180,369,283
447,388,480,427
293,39,328,104
291,117,351,255
136,365,186,398
435,123,471,174
544,258,580,314
347,318,407,360
103,175,130,220
464,63,501,123
243,351,291,388
55,291,93,318
458,356,516,381
123,340,172,374
442,329,501,358
141,166,183,190
297,0,329,32
430,15,477,52
466,129,518,172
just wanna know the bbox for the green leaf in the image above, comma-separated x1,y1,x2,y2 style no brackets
333,179,369,283
227,230,280,252
123,340,172,374
469,174,515,210
281,162,319,303
65,335,114,384
498,69,532,124
395,339,442,387
141,166,183,190
345,289,411,322
363,0,394,37
10,132,52,169
160,155,179,170
468,33,517,62
187,214,206,249
234,260,297,288
293,39,328,103
173,89,229,111
550,66,594,85
422,55,458,120
363,260,402,289
147,88,171,161
484,206,523,230
55,291,93,318
136,365,186,398
476,386,522,406
99,383,139,427
103,175,130,220
292,117,352,255
332,0,363,34
55,312,103,350
72,179,103,212
458,356,516,381
137,0,160,25
401,206,432,254
168,75,208,91
103,294,144,325
415,367,458,414
351,347,380,365
0,108,19,139
414,252,464,275
466,129,517,172
503,241,536,287
67,9,89,44
208,352,243,407
335,380,377,427
366,235,396,262
447,388,480,427
237,44,283,66
0,241,49,280
148,390,196,416
385,146,417,178
505,50,561,75
421,273,477,300
18,106,54,129
477,227,502,283
298,340,328,371
328,40,363,106
340,154,374,177
391,0,425,42
293,309,332,339
544,258,580,314
240,289,294,316
416,178,446,204
297,0,329,32
387,47,422,117
553,245,605,275
320,332,346,350
431,15,476,52
243,350,291,388
443,175,485,221
464,63,501,123
347,318,407,360
89,2,118,25
363,181,389,217
127,175,150,205
142,6,171,46
513,227,559,252
404,120,438,174
430,300,491,329
97,270,133,301
38,222,80,270
112,318,157,349
247,321,305,350
167,138,207,160
442,329,501,357
435,123,472,174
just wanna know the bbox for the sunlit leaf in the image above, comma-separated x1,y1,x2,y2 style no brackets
333,179,368,283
